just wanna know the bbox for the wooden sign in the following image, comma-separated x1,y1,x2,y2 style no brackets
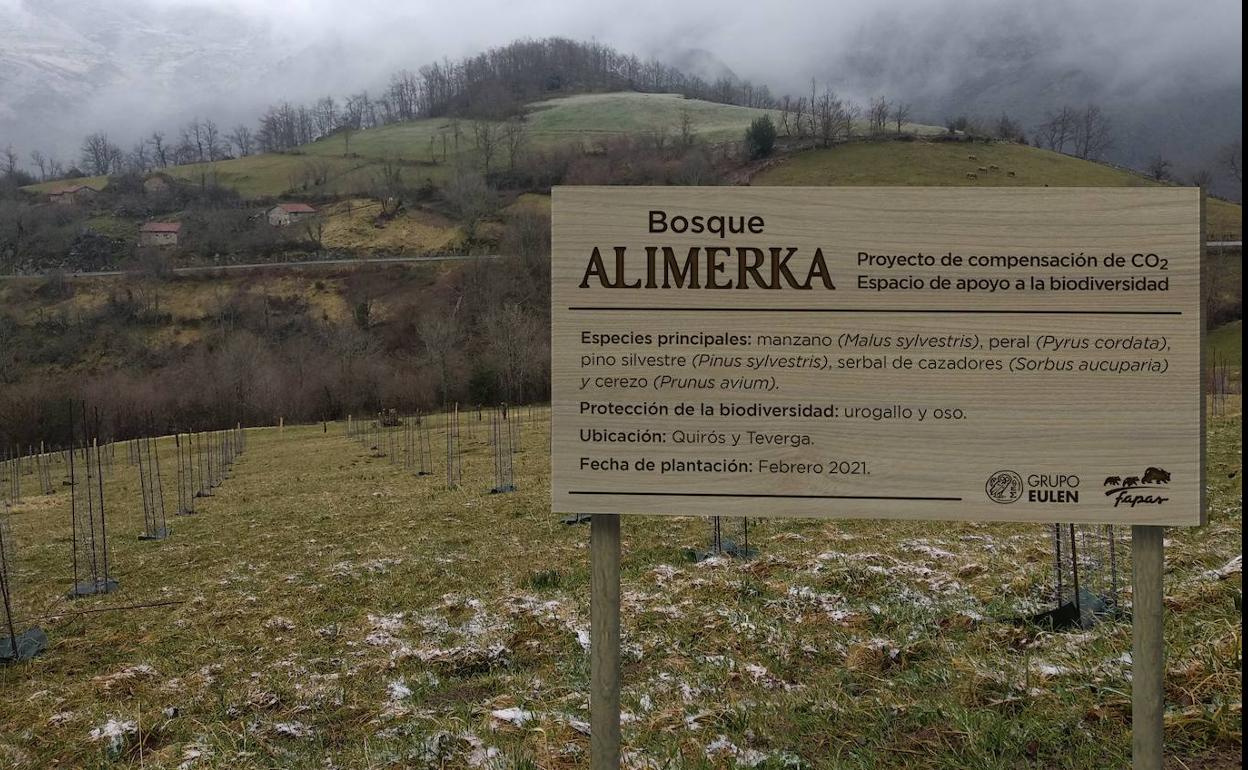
551,187,1204,526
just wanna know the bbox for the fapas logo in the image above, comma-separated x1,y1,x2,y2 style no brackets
1103,467,1171,508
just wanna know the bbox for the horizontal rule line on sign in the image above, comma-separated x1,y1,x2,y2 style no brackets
567,307,1182,315
569,491,964,501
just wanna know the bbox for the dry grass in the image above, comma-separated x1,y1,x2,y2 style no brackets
0,403,1240,768
317,200,461,255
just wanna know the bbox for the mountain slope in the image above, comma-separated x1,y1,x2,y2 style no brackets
820,1,1242,199
28,92,818,198
753,141,1241,239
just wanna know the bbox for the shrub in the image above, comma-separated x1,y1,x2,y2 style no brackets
745,115,777,160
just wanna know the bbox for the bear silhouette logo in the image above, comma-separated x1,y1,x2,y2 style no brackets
1104,476,1121,486
1123,476,1141,487
1142,467,1171,484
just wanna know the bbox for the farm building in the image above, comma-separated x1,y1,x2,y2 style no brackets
267,202,317,226
46,184,99,205
139,221,182,248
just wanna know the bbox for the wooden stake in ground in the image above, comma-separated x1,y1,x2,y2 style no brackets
138,430,169,540
590,513,621,770
0,504,18,658
0,501,46,664
491,405,516,493
418,413,432,476
68,403,117,597
1131,525,1165,770
445,406,461,488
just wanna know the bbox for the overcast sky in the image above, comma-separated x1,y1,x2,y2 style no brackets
161,0,1243,94
0,0,1241,174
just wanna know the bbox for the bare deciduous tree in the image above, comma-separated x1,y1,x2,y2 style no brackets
189,120,207,162
1220,140,1242,183
340,123,354,156
502,116,528,171
343,91,373,130
202,119,223,161
421,299,462,407
80,132,122,175
372,155,405,216
2,145,18,178
1037,106,1075,152
127,141,151,174
1189,168,1214,190
995,112,1022,141
812,89,852,149
471,120,504,174
1145,156,1172,182
482,302,544,403
892,102,912,133
790,95,807,139
228,125,254,157
868,97,890,134
1071,105,1112,160
444,169,495,240
148,131,169,168
29,149,48,181
678,106,697,148
313,96,338,138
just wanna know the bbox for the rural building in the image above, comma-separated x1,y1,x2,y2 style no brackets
47,184,99,205
139,221,182,248
267,202,317,227
143,173,175,194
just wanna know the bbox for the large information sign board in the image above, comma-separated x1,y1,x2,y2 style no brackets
551,187,1203,526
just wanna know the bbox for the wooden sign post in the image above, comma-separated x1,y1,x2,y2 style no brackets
551,187,1204,769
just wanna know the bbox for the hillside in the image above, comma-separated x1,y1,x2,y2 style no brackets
0,410,1241,767
27,93,814,200
752,141,1242,239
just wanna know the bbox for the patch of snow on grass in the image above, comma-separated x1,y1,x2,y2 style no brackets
88,718,136,754
271,721,314,739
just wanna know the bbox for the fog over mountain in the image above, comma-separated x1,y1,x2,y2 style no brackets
0,0,1241,195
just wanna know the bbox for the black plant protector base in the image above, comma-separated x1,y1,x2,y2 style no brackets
68,578,119,598
491,484,518,494
561,513,592,525
1,627,47,664
1014,590,1119,631
689,539,758,562
138,528,170,541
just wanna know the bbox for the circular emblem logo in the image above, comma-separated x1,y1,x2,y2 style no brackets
985,470,1024,504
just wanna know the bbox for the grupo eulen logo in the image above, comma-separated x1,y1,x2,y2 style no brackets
985,470,1024,504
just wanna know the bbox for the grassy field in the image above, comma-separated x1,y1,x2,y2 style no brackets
752,142,1243,240
1207,322,1242,369
26,175,112,195
0,404,1241,768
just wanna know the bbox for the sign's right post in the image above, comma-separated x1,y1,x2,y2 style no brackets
1131,525,1165,770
